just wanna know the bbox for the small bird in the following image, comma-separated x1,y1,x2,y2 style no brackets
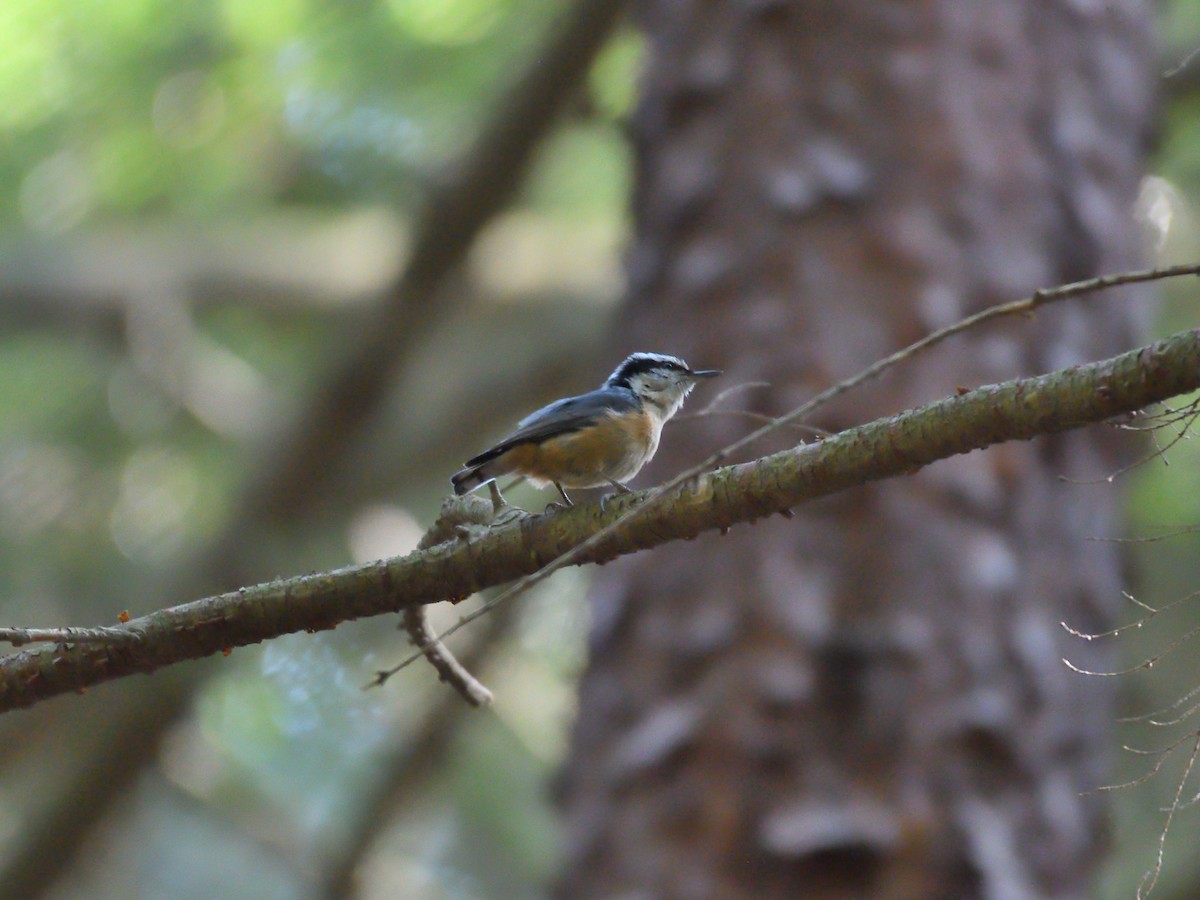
451,352,720,508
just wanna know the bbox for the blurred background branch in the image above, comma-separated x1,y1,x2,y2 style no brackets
0,0,623,896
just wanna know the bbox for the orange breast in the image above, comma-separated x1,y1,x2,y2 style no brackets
499,408,659,489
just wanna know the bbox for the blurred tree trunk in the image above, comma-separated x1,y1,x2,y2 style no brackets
557,2,1156,897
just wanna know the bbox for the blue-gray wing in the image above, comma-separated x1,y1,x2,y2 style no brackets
463,388,638,467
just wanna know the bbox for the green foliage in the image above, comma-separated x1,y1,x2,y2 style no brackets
0,0,628,896
1,0,615,224
0,332,112,436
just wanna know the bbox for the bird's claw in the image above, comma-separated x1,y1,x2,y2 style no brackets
600,490,641,513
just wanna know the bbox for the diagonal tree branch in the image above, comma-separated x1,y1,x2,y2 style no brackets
3,326,1199,714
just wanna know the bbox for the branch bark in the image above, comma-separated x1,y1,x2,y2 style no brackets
3,327,1197,713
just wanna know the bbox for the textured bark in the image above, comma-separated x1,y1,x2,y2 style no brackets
557,2,1157,898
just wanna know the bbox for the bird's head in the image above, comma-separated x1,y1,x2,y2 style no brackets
605,352,721,420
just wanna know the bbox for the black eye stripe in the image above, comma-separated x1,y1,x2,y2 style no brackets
606,353,689,388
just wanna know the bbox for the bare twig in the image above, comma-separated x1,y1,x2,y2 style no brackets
687,409,832,435
1058,398,1200,485
675,381,831,434
396,606,494,707
1087,524,1200,544
674,381,770,419
1120,681,1200,724
1116,402,1200,433
1165,44,1200,78
1063,622,1200,676
1142,700,1200,730
1138,733,1200,899
1061,589,1200,641
1086,731,1196,793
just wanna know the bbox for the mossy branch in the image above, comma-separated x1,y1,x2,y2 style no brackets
1,327,1198,713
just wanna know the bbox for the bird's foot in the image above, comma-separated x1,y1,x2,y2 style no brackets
599,483,640,513
480,481,528,524
543,482,574,513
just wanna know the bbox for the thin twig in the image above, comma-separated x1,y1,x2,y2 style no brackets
1088,524,1200,544
1085,731,1195,793
1137,732,1200,899
1165,44,1200,78
1123,732,1200,758
1063,622,1200,676
1058,400,1200,485
392,605,493,707
1116,402,1200,433
678,380,771,416
1061,589,1200,641
682,408,832,436
1143,699,1200,729
675,381,830,434
1120,681,1200,724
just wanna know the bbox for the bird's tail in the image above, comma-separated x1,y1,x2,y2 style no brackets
450,461,495,496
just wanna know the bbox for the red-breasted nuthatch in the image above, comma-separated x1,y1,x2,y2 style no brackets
451,352,721,507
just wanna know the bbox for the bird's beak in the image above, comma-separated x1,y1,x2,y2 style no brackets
690,369,722,378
